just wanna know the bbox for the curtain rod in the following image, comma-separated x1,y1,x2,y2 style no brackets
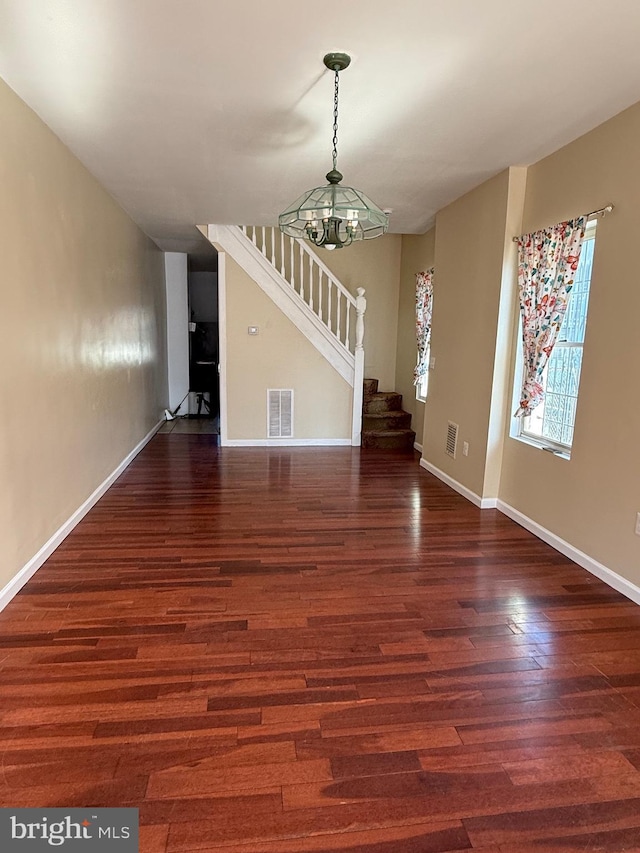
512,204,614,242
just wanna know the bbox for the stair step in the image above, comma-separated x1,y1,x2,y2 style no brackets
362,429,416,451
363,411,412,431
364,392,403,414
361,379,413,451
363,378,379,399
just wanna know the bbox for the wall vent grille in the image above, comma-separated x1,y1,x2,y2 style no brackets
446,421,458,458
267,389,293,438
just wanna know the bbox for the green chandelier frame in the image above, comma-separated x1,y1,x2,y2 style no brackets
278,53,389,250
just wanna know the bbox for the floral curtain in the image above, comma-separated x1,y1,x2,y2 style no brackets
414,268,434,386
515,217,587,416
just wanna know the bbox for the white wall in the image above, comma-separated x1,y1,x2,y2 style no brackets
164,252,189,414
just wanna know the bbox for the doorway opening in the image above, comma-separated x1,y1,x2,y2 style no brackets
188,252,219,420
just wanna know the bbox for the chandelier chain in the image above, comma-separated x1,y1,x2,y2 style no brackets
332,68,339,172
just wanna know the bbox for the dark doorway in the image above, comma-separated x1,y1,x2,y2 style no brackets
188,254,219,419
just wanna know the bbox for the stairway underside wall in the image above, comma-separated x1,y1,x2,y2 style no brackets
223,255,352,443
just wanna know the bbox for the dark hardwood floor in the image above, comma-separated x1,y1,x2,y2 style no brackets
2,436,640,852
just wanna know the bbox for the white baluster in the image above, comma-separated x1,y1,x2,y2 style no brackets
235,226,359,360
290,237,295,290
299,243,304,297
345,301,351,349
355,287,366,352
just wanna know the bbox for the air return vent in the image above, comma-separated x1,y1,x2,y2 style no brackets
446,421,458,458
267,389,293,438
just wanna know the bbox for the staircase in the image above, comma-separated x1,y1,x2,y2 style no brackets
362,378,416,451
205,224,366,445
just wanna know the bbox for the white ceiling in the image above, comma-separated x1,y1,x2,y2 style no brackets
2,0,640,257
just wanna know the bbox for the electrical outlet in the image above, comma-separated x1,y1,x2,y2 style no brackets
635,512,640,536
462,441,469,457
429,355,436,369
248,326,259,335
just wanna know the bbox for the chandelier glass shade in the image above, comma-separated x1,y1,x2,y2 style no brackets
278,53,389,250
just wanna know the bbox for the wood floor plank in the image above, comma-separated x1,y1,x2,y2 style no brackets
1,438,640,850
166,818,475,853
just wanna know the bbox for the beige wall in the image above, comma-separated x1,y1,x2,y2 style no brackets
224,256,352,440
483,167,527,498
418,101,640,584
423,170,516,496
499,102,640,584
0,78,167,590
396,230,436,444
320,234,402,391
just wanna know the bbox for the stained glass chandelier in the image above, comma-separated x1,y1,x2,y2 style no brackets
278,53,389,250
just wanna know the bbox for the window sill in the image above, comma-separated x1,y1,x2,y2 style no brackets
510,433,571,461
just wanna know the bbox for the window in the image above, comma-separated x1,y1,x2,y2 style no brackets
416,344,430,402
517,220,597,453
414,268,434,402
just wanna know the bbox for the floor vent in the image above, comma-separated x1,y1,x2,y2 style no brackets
267,389,293,438
446,421,458,458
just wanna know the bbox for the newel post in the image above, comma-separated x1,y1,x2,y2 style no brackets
351,287,366,446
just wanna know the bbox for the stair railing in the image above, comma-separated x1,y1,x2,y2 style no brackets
238,225,365,445
240,226,362,355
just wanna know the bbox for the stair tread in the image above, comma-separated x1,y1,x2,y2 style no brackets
364,411,410,418
362,428,416,437
363,391,403,414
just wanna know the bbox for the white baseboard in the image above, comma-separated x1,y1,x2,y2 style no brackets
497,500,640,606
418,461,640,605
223,438,352,447
419,458,497,509
0,419,164,613
413,442,423,453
